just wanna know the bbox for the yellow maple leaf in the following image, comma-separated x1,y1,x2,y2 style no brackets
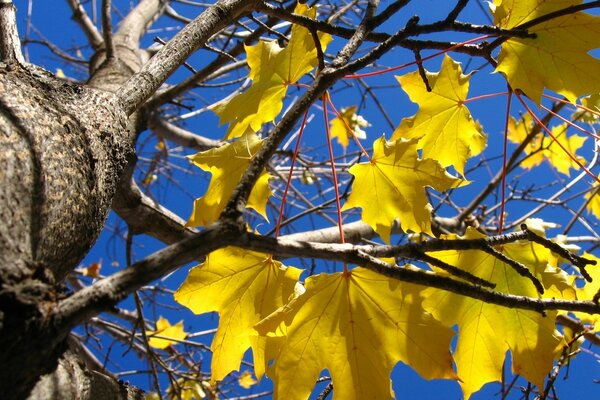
186,133,272,227
329,105,369,148
507,112,545,169
574,253,600,330
422,228,564,399
392,55,486,175
492,0,600,103
585,184,600,219
174,247,302,382
573,93,600,123
166,378,208,400
342,136,464,242
256,267,457,400
238,370,258,389
508,117,586,176
212,4,332,139
146,316,187,349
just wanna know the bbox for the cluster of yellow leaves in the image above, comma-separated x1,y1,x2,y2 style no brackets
175,1,600,399
492,0,600,103
212,3,331,139
145,316,187,349
507,113,587,175
422,228,575,398
174,237,589,399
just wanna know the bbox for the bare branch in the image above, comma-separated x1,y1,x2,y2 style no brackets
148,114,224,151
0,0,25,64
66,0,104,49
118,0,258,115
102,0,116,59
114,0,167,49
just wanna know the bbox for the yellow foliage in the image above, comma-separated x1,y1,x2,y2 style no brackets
238,371,258,389
574,253,600,331
145,317,187,350
393,55,486,175
492,0,600,103
422,228,566,399
507,116,586,176
174,247,302,382
186,133,272,227
329,105,369,148
212,4,332,139
343,136,464,242
256,267,457,400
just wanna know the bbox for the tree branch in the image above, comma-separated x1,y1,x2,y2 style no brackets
102,0,116,59
114,0,167,49
66,0,104,49
0,0,25,65
118,0,258,115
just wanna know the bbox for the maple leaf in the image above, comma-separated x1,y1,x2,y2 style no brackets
585,184,600,220
508,117,587,175
492,0,600,103
186,133,272,227
573,93,600,123
422,228,564,399
174,247,302,382
145,317,187,350
256,267,457,400
82,261,101,278
392,55,486,175
164,378,209,400
329,105,370,148
342,136,464,242
574,253,600,330
238,371,258,389
212,4,332,139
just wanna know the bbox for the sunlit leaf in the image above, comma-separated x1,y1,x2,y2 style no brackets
422,228,565,399
186,133,272,227
212,4,332,139
508,117,586,175
256,267,457,400
343,136,464,242
330,105,370,148
146,317,187,350
492,0,600,103
393,55,486,175
174,247,302,382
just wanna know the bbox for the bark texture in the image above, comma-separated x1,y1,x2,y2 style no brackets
0,62,131,399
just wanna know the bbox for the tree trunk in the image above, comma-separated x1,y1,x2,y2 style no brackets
0,61,131,399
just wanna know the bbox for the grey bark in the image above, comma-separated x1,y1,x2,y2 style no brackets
0,0,256,398
0,61,131,400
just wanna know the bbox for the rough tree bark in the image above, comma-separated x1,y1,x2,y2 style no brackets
0,0,256,398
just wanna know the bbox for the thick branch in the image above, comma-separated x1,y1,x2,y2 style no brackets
0,1,25,64
118,0,258,115
102,0,116,59
114,0,166,49
54,221,242,332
